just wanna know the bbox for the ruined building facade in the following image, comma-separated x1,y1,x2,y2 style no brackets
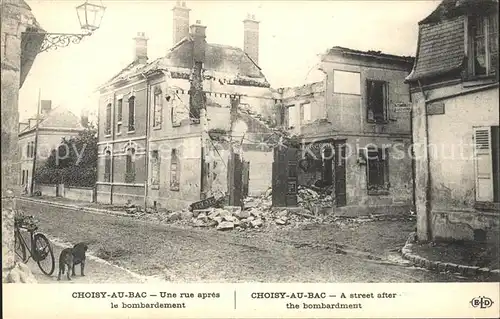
278,47,415,216
96,2,276,210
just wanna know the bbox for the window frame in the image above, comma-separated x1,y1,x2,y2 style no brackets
467,14,499,79
366,79,389,124
125,148,136,183
300,102,312,125
128,96,136,133
153,89,163,129
105,103,112,136
363,147,390,195
170,149,180,191
286,104,296,129
333,70,361,95
150,150,160,188
116,99,123,135
104,150,111,183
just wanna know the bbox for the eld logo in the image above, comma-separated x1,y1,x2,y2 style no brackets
470,296,494,309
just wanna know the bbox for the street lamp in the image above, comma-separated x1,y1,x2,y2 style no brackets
24,0,106,53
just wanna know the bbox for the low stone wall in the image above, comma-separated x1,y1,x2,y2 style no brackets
36,184,95,202
64,186,94,203
37,184,57,197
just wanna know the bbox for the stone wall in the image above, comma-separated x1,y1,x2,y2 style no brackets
411,81,499,243
63,186,94,202
1,0,43,281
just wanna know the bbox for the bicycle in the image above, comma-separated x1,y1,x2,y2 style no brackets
14,213,55,276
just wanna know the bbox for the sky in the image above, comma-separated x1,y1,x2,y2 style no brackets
19,0,440,122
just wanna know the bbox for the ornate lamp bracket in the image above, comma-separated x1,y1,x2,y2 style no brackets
24,31,93,53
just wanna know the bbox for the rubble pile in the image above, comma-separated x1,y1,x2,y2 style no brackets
297,185,333,211
118,187,416,231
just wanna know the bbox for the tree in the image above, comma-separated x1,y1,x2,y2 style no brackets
35,124,98,187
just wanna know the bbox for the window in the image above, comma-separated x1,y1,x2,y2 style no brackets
170,149,180,191
125,148,136,183
473,126,499,203
116,99,123,134
21,170,25,185
105,103,112,135
287,105,297,129
153,90,163,128
333,70,361,95
27,141,35,158
278,104,287,127
128,96,135,132
366,80,388,123
300,102,312,124
365,147,390,194
468,14,498,77
104,150,111,183
151,150,160,187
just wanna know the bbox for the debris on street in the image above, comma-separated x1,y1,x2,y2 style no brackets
109,186,416,232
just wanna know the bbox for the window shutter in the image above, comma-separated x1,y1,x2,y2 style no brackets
366,81,372,120
474,127,494,202
491,126,500,202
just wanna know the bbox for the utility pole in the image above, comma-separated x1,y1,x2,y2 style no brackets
30,89,41,196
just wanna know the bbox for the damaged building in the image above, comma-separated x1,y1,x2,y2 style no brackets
276,47,415,216
96,2,277,210
406,0,499,243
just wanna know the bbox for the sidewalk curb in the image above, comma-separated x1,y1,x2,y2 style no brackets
401,232,500,280
19,197,131,218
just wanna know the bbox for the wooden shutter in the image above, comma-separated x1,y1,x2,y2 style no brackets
474,127,494,202
491,126,500,202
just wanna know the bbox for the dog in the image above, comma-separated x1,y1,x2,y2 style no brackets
57,242,88,281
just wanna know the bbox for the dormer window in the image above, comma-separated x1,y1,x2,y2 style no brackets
467,13,498,78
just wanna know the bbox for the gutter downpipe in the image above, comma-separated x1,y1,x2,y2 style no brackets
110,91,116,205
142,71,150,210
409,82,416,213
417,79,432,241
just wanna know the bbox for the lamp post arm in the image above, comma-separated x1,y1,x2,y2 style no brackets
23,31,93,53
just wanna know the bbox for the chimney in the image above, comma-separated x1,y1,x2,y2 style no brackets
188,20,206,121
41,100,52,115
190,20,206,63
133,32,148,64
243,13,260,65
80,110,89,128
172,1,190,45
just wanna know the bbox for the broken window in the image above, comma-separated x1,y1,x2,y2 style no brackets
333,70,361,95
278,104,287,127
105,103,111,135
287,105,297,129
153,88,163,128
366,80,388,123
170,149,180,191
151,150,160,187
473,126,500,203
468,14,498,78
104,150,111,182
125,148,136,183
128,96,136,132
366,147,390,194
300,102,312,124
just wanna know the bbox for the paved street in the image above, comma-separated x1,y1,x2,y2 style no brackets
17,199,474,283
